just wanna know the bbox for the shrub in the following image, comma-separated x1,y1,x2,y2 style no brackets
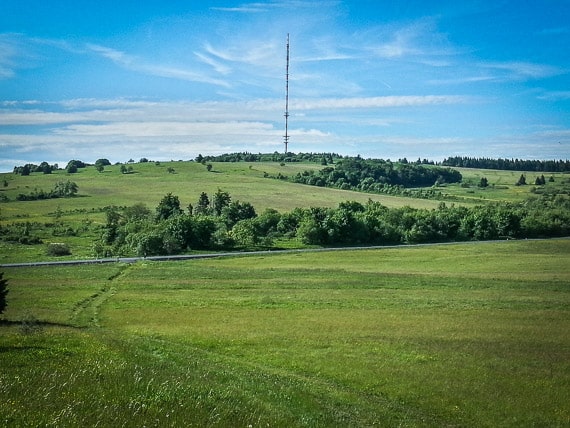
46,242,71,256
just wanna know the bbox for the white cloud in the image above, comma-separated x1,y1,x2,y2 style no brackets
481,61,563,80
537,91,570,101
87,44,232,87
0,33,27,79
293,95,470,110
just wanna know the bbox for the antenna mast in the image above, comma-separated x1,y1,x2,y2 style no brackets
284,33,290,154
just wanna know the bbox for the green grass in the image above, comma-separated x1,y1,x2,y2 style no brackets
0,160,446,263
0,161,441,223
1,239,569,426
441,167,570,202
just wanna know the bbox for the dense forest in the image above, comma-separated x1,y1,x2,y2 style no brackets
286,157,462,189
442,156,570,172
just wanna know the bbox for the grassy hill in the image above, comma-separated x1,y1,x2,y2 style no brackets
1,159,569,263
0,160,442,222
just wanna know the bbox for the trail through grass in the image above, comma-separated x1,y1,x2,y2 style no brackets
1,239,569,426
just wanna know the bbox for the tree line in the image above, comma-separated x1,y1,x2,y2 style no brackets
96,189,570,257
293,157,462,188
196,152,341,164
442,156,570,172
15,180,78,201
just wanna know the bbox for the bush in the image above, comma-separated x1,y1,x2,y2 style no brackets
46,243,71,256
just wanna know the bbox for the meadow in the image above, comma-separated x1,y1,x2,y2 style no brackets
1,239,569,427
2,159,568,264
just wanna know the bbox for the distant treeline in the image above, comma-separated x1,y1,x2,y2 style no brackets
285,157,462,189
442,156,570,172
196,152,341,164
13,160,88,175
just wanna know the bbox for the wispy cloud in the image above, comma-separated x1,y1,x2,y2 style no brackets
359,18,457,60
293,95,471,110
537,91,570,101
538,26,569,36
211,1,340,13
480,61,563,80
0,33,27,79
87,44,231,87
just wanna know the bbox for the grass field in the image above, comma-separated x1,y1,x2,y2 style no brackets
1,239,569,426
443,167,570,203
0,161,442,224
3,161,568,224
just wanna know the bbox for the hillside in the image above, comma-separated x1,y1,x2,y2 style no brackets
1,156,569,264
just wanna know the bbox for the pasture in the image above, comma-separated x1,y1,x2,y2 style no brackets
0,161,441,224
1,239,569,426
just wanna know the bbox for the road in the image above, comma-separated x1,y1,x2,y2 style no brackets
0,240,528,268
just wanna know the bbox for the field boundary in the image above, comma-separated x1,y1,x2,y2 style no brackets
3,237,568,269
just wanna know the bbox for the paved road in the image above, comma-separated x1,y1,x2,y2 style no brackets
0,240,521,268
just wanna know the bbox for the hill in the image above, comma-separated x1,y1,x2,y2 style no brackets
1,156,569,263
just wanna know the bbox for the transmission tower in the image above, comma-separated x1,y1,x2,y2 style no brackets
284,33,290,154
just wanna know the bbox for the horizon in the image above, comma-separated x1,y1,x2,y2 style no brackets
1,1,570,172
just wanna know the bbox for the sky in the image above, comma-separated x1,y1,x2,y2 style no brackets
1,0,569,171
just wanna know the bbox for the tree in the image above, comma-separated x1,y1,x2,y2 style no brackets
96,164,105,173
39,161,53,174
221,200,257,228
195,192,210,215
230,219,259,247
66,160,85,173
53,180,78,197
516,174,527,186
206,163,213,172
479,177,489,188
212,189,231,216
95,158,111,167
156,193,182,221
0,272,8,315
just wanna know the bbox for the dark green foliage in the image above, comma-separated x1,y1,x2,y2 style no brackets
120,165,134,174
479,177,489,187
212,189,231,216
46,242,71,256
287,157,462,192
155,193,182,221
96,189,570,256
199,151,342,164
95,158,111,167
194,192,210,215
65,160,86,173
221,200,257,228
16,181,78,201
0,272,8,315
443,156,570,172
13,162,58,175
516,174,527,186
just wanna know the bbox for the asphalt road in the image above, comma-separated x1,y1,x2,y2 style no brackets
0,240,521,268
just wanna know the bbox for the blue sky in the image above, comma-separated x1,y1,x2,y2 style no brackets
1,0,569,171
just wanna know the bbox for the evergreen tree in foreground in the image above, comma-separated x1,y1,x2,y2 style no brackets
0,272,8,315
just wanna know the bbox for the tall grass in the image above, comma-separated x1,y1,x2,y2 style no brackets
1,239,569,426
